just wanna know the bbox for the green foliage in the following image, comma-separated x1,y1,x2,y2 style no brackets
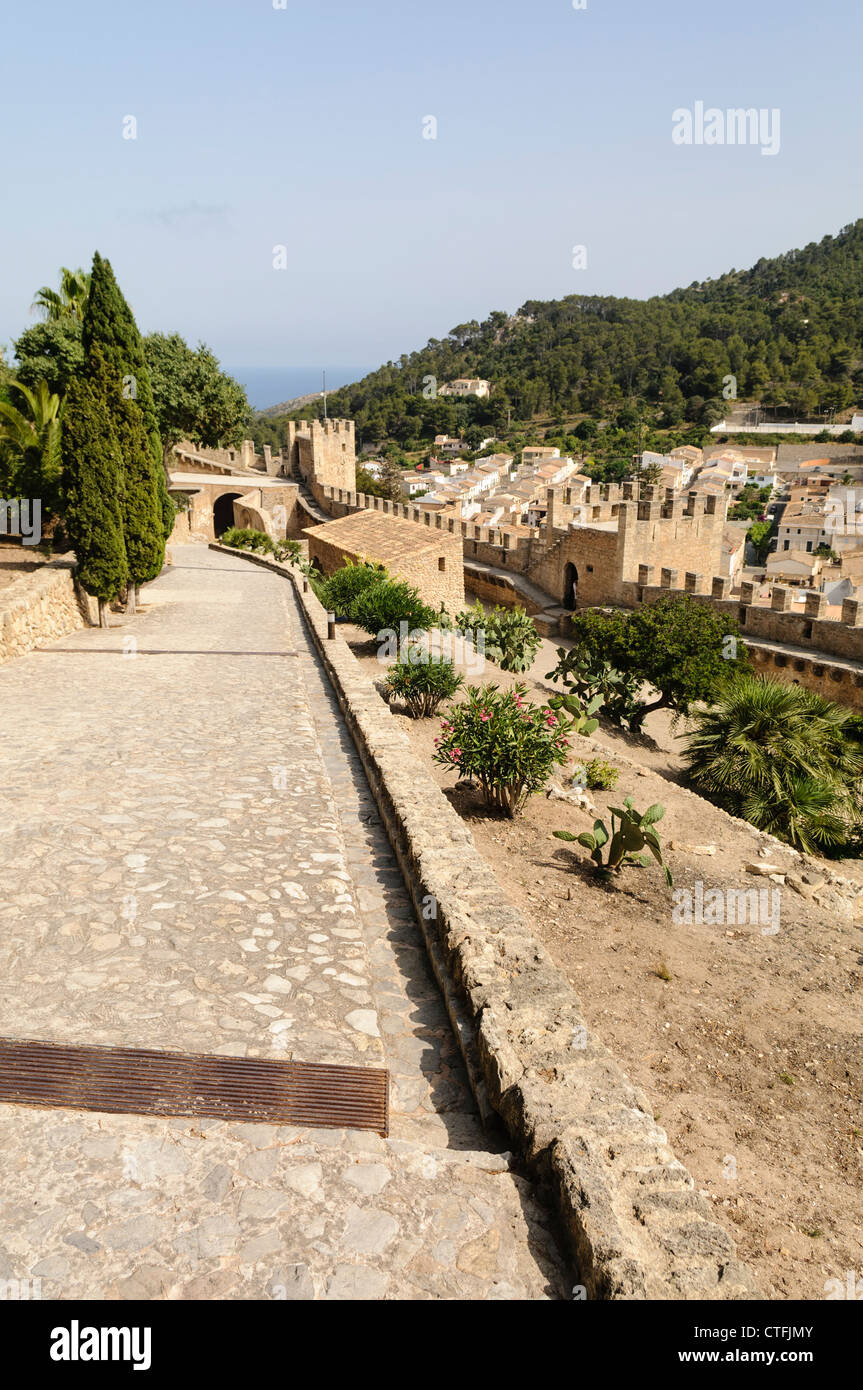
274,538,302,563
546,690,602,737
448,600,541,673
747,519,774,562
221,526,275,553
0,379,63,517
144,333,251,453
433,683,569,816
315,221,863,444
582,757,619,791
319,559,388,616
349,578,437,636
729,484,772,521
13,318,84,397
384,652,463,717
567,597,747,728
113,391,165,585
547,645,645,728
82,252,171,557
60,363,127,602
682,675,863,853
31,267,90,323
554,798,672,886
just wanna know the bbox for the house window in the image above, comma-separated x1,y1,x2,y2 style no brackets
438,557,446,572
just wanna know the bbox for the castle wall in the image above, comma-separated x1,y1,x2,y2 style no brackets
286,419,357,493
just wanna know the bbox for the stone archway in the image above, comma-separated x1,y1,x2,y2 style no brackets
213,492,243,537
563,561,578,609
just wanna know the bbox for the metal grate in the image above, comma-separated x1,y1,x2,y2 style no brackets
0,1037,389,1136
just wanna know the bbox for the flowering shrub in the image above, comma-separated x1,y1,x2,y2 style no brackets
384,652,463,718
432,682,569,816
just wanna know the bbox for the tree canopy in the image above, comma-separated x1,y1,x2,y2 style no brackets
143,332,250,454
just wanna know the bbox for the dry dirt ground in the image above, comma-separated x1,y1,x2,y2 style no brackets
0,543,47,591
339,617,863,1301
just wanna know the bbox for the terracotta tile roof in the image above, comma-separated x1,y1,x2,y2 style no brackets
303,510,455,563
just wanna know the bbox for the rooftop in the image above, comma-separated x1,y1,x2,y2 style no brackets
303,509,455,563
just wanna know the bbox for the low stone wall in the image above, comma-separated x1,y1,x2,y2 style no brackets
0,555,90,663
212,543,758,1301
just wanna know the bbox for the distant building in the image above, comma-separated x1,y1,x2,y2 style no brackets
522,445,561,467
433,434,465,455
438,378,492,399
765,550,823,584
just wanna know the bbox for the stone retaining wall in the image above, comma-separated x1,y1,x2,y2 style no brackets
212,542,759,1301
0,555,90,663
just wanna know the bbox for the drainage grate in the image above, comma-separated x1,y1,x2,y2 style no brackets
0,1038,389,1136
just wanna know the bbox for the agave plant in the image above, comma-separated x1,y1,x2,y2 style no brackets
554,798,672,886
682,675,863,854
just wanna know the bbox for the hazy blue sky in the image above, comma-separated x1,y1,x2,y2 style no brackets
2,0,861,372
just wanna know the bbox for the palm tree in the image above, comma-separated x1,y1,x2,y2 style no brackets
682,675,862,853
0,379,64,517
31,267,91,323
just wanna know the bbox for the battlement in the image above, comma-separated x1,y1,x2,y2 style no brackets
283,418,357,493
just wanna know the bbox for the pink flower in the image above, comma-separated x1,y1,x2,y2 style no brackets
480,711,490,721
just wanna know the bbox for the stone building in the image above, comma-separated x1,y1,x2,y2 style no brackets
303,511,464,612
283,419,356,493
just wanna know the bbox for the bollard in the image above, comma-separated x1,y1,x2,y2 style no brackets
303,578,308,593
327,611,336,640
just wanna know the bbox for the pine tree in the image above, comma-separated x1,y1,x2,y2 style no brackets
82,253,169,606
61,355,127,626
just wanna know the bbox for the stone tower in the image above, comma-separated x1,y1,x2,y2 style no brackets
283,419,356,492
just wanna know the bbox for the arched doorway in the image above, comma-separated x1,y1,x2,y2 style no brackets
563,562,578,609
213,492,243,537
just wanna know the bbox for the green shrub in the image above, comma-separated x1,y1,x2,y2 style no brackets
320,560,387,617
273,538,302,564
384,652,463,717
350,578,437,636
582,757,619,790
433,682,569,816
554,798,672,886
450,600,541,673
547,648,645,729
221,526,274,553
683,675,863,853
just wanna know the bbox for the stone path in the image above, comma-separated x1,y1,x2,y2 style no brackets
0,546,568,1300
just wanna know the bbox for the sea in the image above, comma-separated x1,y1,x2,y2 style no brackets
224,365,373,413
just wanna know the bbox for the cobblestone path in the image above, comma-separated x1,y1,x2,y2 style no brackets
0,546,568,1300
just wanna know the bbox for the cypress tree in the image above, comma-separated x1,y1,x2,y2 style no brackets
82,253,170,606
61,354,127,627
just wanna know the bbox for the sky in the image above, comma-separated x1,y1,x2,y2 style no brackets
2,0,862,375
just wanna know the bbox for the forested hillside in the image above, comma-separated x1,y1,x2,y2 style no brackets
310,221,863,448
